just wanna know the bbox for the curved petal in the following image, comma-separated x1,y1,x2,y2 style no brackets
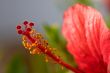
62,4,107,73
100,8,110,73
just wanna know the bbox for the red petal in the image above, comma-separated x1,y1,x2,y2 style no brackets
62,4,107,73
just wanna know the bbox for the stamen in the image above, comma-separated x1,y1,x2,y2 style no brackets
16,21,82,73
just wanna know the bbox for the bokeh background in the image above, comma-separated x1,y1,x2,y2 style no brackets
0,0,110,73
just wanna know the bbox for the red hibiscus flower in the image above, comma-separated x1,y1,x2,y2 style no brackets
62,3,110,73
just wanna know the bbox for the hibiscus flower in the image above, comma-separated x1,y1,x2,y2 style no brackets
62,3,110,73
16,3,110,73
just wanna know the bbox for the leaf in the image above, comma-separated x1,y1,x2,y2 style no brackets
75,0,93,6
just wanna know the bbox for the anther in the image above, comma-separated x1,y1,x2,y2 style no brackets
61,66,64,70
45,49,47,53
45,56,49,62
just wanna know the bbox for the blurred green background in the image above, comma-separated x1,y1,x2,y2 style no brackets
0,0,110,73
